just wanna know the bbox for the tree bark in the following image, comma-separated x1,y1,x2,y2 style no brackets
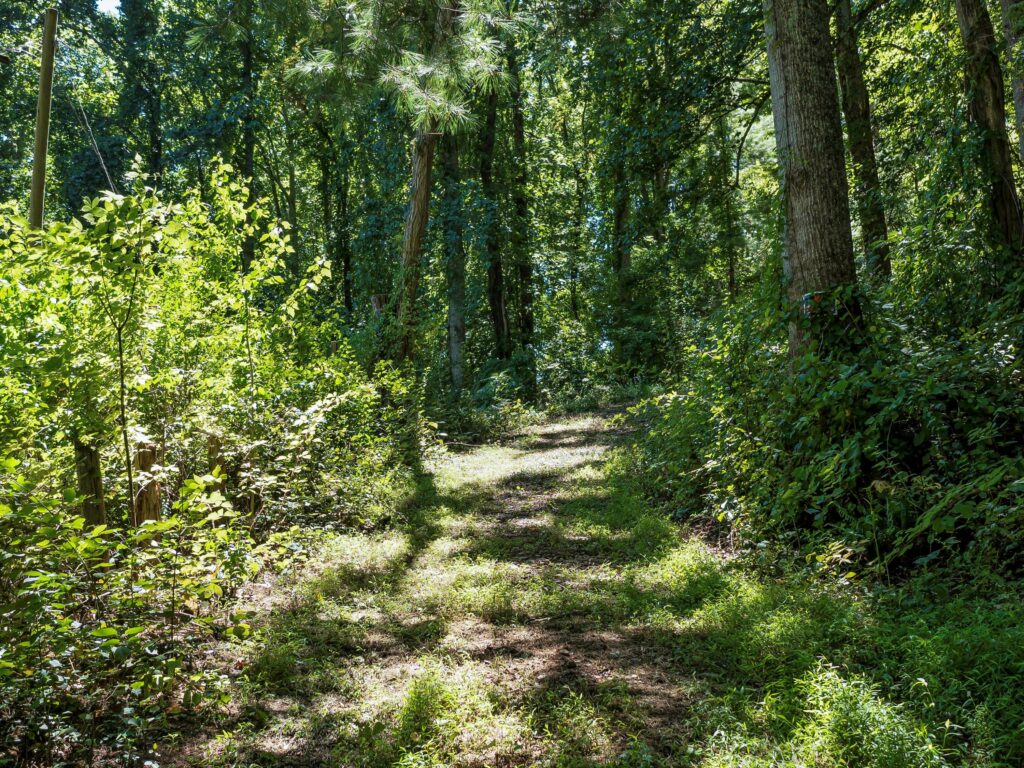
716,117,742,301
764,0,862,356
611,159,631,307
133,441,161,527
1000,0,1024,163
440,133,467,394
480,89,511,360
395,123,438,361
508,42,534,350
239,1,257,271
835,0,891,279
73,435,106,526
561,112,586,321
339,160,353,315
956,0,1024,256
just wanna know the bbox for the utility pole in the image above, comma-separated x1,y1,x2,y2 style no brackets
29,9,58,229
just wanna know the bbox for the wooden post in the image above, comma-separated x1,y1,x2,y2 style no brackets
29,9,58,229
133,441,162,526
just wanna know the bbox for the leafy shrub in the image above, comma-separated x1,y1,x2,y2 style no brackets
629,278,1024,569
0,166,414,765
0,469,250,765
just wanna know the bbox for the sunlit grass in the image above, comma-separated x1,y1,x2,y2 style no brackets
188,415,1019,768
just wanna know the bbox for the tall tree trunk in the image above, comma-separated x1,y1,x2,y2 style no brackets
240,4,257,271
440,133,467,394
1000,0,1024,163
835,0,891,279
320,148,333,293
716,117,742,301
956,0,1024,256
764,0,862,356
570,160,584,321
507,42,534,350
480,89,511,360
611,159,631,307
561,111,586,321
339,154,353,315
395,123,438,361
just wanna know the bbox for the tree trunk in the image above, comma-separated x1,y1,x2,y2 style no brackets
395,123,438,361
561,112,586,321
480,89,511,360
1000,0,1024,163
570,160,584,320
956,0,1024,256
508,42,534,350
764,0,862,356
716,117,742,301
339,152,353,315
835,0,891,279
240,3,257,271
73,435,106,526
611,159,631,307
320,148,333,292
132,441,161,527
440,133,467,394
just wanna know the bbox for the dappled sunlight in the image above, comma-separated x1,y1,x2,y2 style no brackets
177,415,947,768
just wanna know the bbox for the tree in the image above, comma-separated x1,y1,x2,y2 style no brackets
1000,0,1024,163
350,0,504,361
507,37,533,352
439,133,467,392
834,0,891,279
480,87,512,360
955,0,1024,258
763,0,862,355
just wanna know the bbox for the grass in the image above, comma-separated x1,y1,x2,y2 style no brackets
171,414,1024,768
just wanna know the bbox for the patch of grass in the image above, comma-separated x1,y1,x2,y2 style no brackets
700,665,948,768
180,416,1024,768
331,657,527,767
536,688,618,767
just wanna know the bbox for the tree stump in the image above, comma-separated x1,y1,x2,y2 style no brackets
133,441,161,527
206,433,227,494
73,435,106,525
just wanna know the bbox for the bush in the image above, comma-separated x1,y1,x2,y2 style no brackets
629,278,1024,570
0,166,414,765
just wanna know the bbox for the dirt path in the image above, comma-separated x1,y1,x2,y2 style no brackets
178,414,727,767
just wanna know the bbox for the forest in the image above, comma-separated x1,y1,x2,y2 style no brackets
2,0,1024,764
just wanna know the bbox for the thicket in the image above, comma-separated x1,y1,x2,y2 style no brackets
0,167,415,765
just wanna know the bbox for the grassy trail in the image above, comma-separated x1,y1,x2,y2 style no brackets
175,414,959,767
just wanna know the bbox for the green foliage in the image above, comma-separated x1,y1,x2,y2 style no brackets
0,166,413,764
630,274,1024,570
0,469,246,764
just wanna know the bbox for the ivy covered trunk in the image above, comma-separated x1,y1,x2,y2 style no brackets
764,0,862,356
395,123,438,362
